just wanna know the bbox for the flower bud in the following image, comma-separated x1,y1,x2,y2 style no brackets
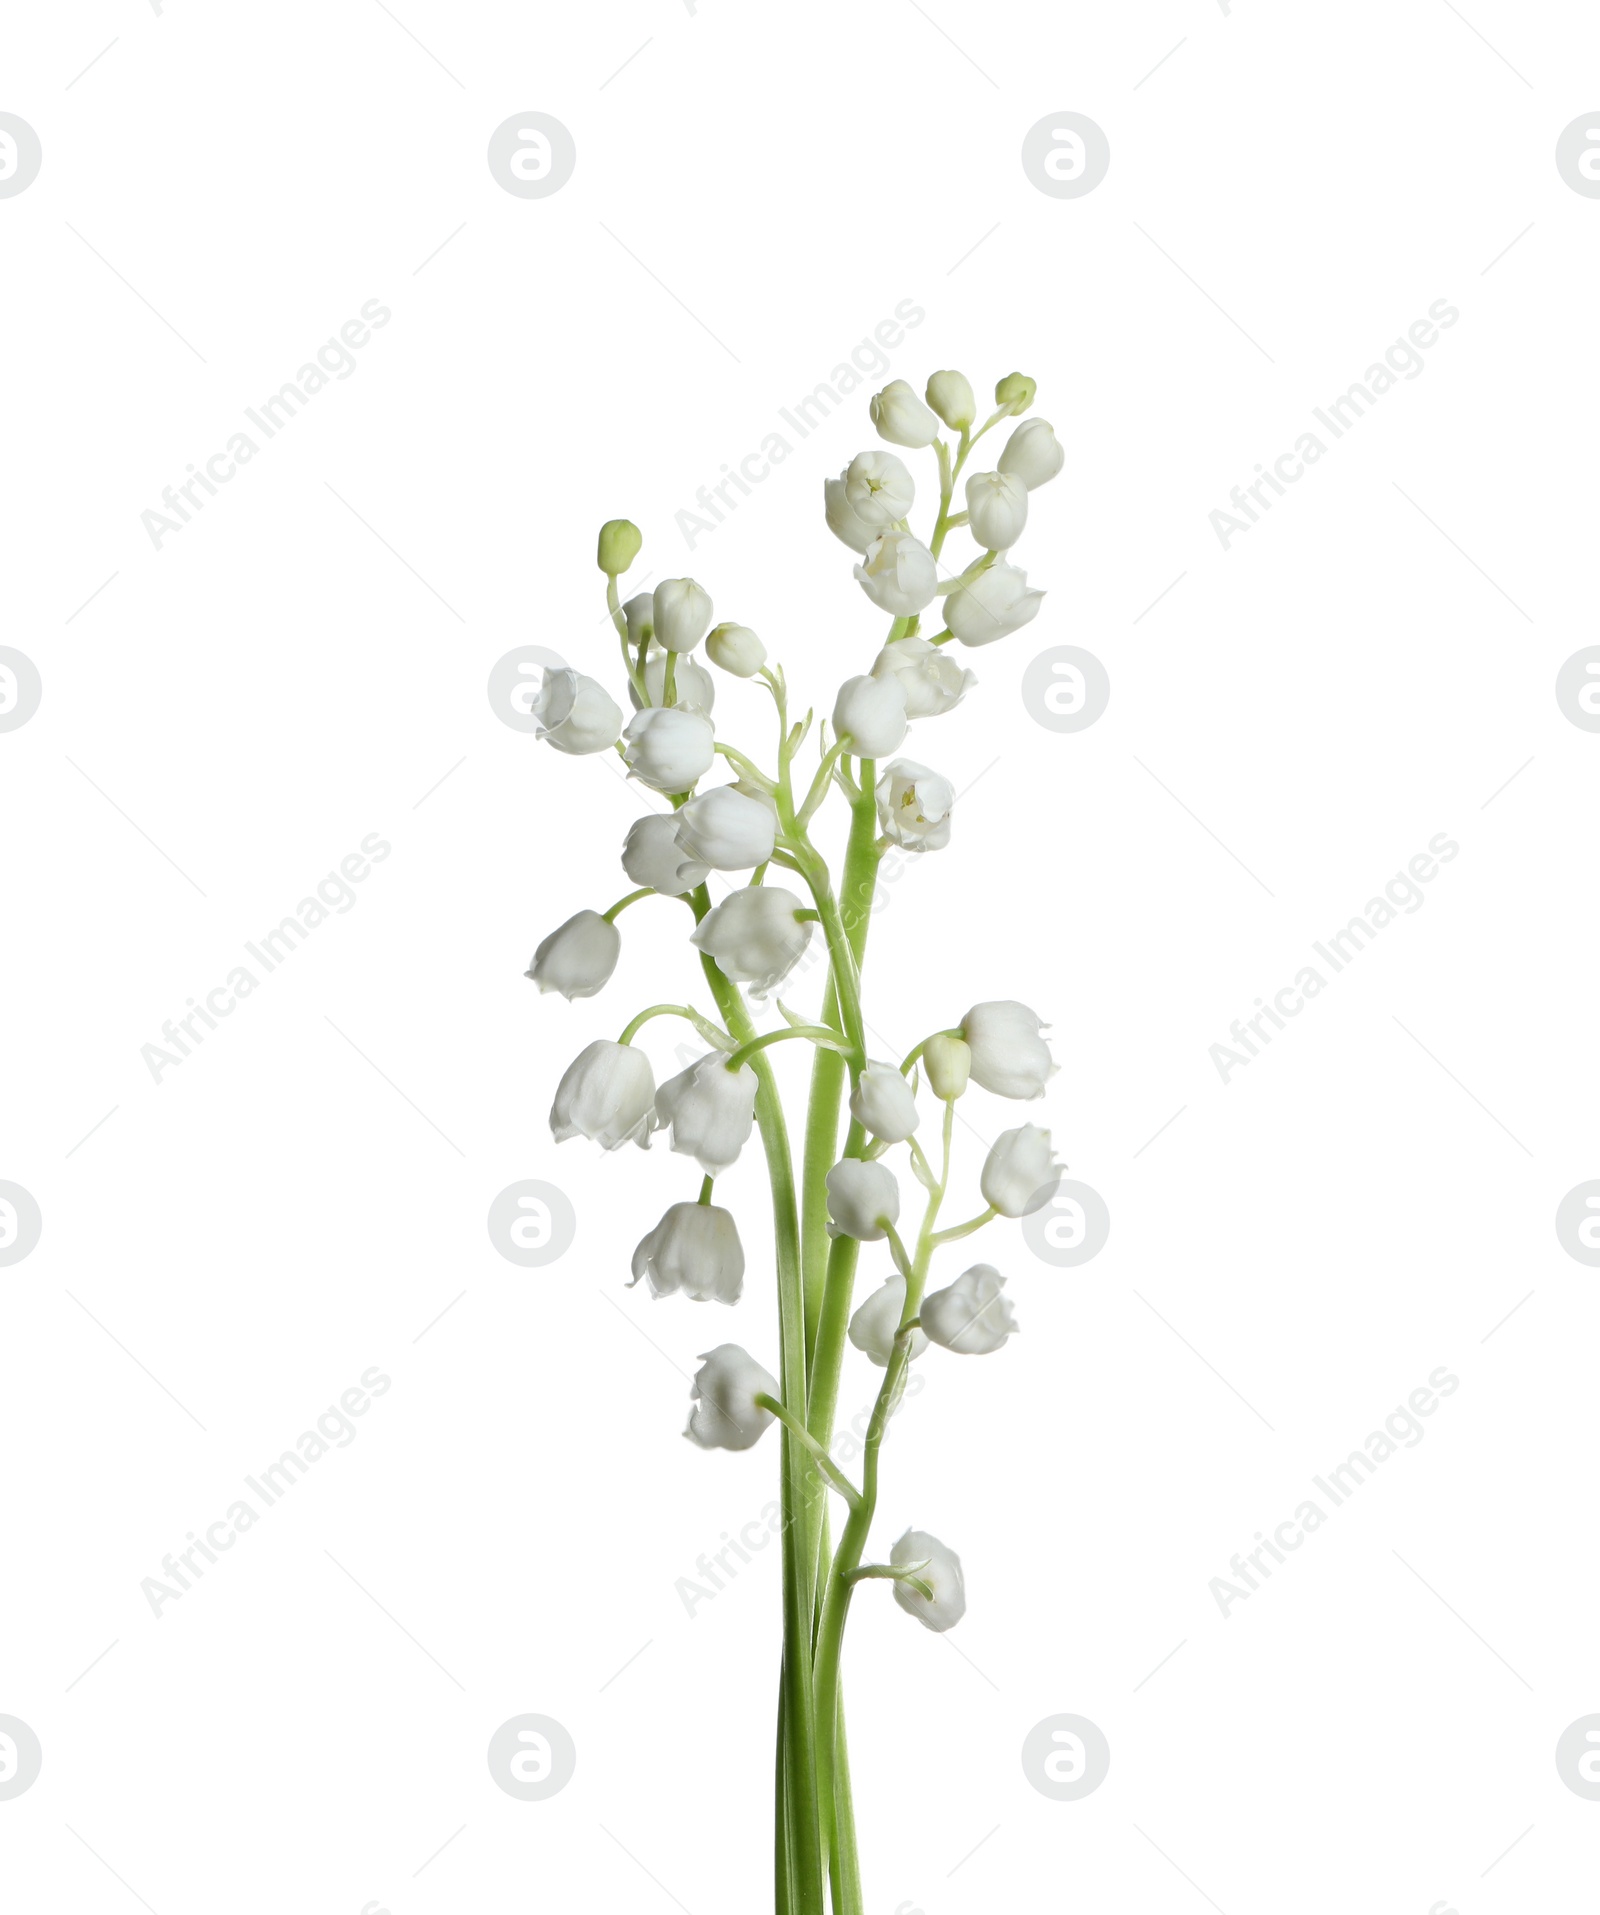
621,813,697,896
854,531,938,618
525,909,620,1000
844,450,915,528
622,705,716,793
848,1275,927,1366
964,470,1029,552
921,1265,1016,1354
832,672,908,759
691,885,811,996
922,1033,971,1100
652,577,713,653
825,1159,900,1242
925,369,976,431
706,622,766,677
653,1054,759,1176
533,668,622,756
850,1063,921,1143
871,637,974,719
549,1039,655,1151
824,473,881,554
994,371,1036,416
960,1001,1054,1099
597,518,642,575
944,561,1044,648
980,1124,1063,1217
997,418,1064,490
875,759,954,852
869,378,940,449
685,1344,779,1450
622,591,655,648
891,1528,966,1631
632,1201,745,1304
672,786,777,879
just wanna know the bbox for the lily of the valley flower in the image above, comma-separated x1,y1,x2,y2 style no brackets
944,561,1045,648
631,648,715,713
844,450,915,528
623,706,716,793
922,1033,971,1100
855,531,938,617
921,1265,1017,1354
832,672,908,759
526,909,620,1000
622,591,655,647
876,759,954,851
691,885,811,995
960,1001,1053,1099
632,1201,745,1303
673,786,777,879
653,1054,759,1176
685,1344,779,1450
997,417,1064,489
534,668,622,755
622,813,696,896
925,369,976,432
995,371,1036,415
850,1062,921,1142
848,1274,927,1366
706,622,766,677
870,378,940,449
597,518,643,576
550,1039,655,1151
871,636,975,718
891,1528,966,1630
824,473,881,554
653,577,713,653
964,470,1029,551
825,1159,900,1241
980,1124,1063,1217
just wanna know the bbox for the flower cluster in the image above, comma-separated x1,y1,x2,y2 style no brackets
526,369,1068,1908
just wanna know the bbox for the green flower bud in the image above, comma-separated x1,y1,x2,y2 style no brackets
923,1034,971,1101
597,519,643,576
925,370,976,431
994,372,1037,417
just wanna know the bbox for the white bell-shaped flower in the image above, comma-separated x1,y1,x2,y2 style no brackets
621,591,655,647
875,760,954,851
705,623,766,677
825,1159,900,1241
871,636,975,718
869,378,940,449
921,1265,1017,1354
691,885,810,996
844,449,915,528
997,417,1065,489
850,1062,920,1142
653,1053,759,1176
631,1201,745,1304
960,1001,1054,1099
673,786,777,879
622,813,697,896
549,1039,654,1151
891,1528,966,1631
824,473,881,554
652,577,713,653
525,909,620,1000
944,561,1045,648
685,1344,779,1450
623,706,716,793
964,470,1029,551
832,672,908,759
980,1124,1063,1217
847,1274,927,1366
533,668,622,755
854,531,938,617
925,369,976,431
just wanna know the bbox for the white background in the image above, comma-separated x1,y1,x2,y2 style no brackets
3,2,1598,1911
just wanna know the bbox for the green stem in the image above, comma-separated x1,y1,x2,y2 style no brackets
607,577,647,702
755,1396,865,1511
723,1025,847,1073
602,887,654,923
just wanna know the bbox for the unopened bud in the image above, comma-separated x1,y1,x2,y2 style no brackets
994,372,1036,417
923,1034,971,1101
597,518,643,576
